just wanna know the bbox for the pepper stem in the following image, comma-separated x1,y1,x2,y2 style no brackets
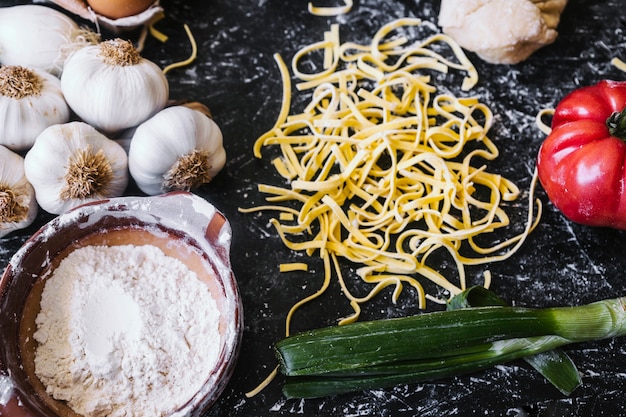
607,107,626,139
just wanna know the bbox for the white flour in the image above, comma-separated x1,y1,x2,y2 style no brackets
33,244,222,417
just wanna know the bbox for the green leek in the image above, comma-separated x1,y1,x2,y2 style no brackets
275,294,626,398
446,286,582,396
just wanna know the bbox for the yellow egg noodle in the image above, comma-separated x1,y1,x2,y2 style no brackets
612,57,626,73
242,18,541,396
535,108,554,136
162,24,198,75
135,13,197,74
308,0,353,16
147,13,169,43
279,262,310,272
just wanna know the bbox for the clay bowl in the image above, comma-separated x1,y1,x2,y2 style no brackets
0,192,243,417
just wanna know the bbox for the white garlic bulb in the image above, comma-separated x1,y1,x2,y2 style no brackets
0,5,97,76
61,38,168,134
24,122,129,214
0,65,70,151
0,145,37,237
129,103,226,195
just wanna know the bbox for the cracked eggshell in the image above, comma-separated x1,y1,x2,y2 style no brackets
86,0,155,19
43,0,164,32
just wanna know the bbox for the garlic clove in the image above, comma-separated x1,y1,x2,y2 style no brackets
0,145,38,237
128,105,226,196
61,39,169,134
0,65,71,152
24,122,129,215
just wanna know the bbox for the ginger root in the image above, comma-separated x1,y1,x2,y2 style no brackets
438,0,568,65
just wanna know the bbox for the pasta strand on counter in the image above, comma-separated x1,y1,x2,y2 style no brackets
241,20,541,395
162,24,197,75
308,0,353,16
612,57,626,73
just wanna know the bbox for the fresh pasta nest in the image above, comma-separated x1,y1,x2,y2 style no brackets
242,18,541,325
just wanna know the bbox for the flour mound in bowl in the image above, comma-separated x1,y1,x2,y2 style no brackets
33,244,221,417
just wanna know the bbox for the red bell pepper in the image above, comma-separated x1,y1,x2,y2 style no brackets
537,80,626,229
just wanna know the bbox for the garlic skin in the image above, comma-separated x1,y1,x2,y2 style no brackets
24,122,129,214
0,145,37,237
61,39,169,134
0,66,71,152
0,5,96,76
129,104,226,196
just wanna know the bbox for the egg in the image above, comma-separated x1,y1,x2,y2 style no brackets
86,0,155,19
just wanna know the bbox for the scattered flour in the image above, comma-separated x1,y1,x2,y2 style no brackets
0,372,14,406
33,244,222,417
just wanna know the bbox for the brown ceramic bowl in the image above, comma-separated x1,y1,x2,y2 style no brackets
0,192,243,416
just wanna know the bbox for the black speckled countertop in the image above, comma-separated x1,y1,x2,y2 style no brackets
2,0,626,416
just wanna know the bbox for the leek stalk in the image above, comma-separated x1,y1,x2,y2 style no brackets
275,294,626,398
446,286,581,396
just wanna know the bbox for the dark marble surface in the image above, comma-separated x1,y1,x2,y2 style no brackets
2,0,626,416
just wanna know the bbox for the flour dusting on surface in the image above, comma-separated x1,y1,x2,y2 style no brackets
0,373,13,406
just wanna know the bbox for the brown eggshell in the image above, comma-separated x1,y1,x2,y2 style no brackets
86,0,155,19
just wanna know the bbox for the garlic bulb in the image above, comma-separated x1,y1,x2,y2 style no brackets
0,5,98,76
0,145,37,237
24,122,129,214
61,38,169,134
129,103,226,195
0,65,70,151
